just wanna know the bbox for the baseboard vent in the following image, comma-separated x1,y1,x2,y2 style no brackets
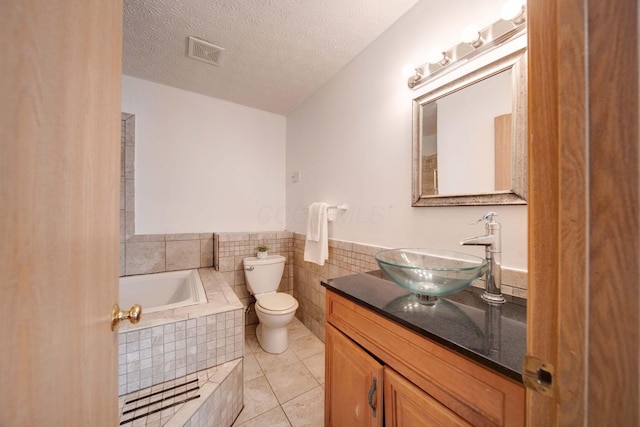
187,36,225,66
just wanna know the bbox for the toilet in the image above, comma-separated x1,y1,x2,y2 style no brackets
243,255,299,354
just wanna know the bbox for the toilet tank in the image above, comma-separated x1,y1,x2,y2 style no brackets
243,255,286,295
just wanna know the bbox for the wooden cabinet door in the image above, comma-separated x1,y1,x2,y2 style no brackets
325,324,384,427
384,367,471,427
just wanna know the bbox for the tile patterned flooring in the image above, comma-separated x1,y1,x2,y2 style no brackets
233,318,325,427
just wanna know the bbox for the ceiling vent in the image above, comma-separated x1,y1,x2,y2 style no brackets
187,36,225,66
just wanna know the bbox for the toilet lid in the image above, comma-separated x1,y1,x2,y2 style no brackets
257,293,296,311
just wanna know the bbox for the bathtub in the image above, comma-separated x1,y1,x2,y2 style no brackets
119,269,208,314
117,268,245,424
118,268,244,396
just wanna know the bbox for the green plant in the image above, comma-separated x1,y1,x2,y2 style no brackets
256,245,269,252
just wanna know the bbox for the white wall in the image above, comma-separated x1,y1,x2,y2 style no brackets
286,0,528,270
122,76,286,234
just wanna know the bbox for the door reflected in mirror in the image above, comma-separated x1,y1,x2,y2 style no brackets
412,48,527,206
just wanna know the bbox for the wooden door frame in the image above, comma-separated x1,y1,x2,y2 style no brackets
528,0,639,424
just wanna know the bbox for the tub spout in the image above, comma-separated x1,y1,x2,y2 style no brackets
460,212,505,304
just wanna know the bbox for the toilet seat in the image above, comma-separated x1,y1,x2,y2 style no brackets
256,293,297,313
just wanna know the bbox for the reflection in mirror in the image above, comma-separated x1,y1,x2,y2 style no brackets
421,103,438,195
412,48,527,206
424,70,512,195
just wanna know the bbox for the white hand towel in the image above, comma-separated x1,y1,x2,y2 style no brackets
304,202,329,265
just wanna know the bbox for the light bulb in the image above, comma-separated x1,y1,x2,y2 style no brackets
500,0,525,22
402,63,418,79
461,25,483,47
427,50,447,65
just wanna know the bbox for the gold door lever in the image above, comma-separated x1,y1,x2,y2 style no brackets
111,304,142,331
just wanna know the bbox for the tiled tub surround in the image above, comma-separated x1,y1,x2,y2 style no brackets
120,113,215,278
123,233,215,277
213,232,294,325
291,232,528,342
121,113,135,243
118,268,244,396
118,268,244,426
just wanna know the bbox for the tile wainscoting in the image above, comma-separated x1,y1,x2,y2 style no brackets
215,231,521,342
122,233,214,277
291,234,382,341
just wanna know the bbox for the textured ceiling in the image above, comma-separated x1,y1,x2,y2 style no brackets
123,0,420,115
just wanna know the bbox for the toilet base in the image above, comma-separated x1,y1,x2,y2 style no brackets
256,323,289,354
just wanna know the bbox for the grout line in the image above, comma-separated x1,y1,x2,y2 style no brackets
236,321,324,427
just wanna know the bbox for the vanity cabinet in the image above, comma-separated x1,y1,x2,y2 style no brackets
384,366,470,426
325,323,383,427
325,290,525,427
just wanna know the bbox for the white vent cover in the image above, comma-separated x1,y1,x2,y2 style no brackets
187,36,225,66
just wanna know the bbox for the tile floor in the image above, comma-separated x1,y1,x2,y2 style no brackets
232,317,325,427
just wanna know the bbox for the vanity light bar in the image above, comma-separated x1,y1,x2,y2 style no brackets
407,3,527,90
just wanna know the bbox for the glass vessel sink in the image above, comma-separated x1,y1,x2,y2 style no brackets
375,248,488,304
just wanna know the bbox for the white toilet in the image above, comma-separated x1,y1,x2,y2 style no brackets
243,255,299,354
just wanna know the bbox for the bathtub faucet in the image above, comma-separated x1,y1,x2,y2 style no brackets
460,212,505,304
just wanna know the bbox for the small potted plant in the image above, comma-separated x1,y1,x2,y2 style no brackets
256,245,269,259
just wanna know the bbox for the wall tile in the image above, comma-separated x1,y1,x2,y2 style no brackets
127,234,166,243
125,211,135,241
233,270,245,287
122,231,214,275
125,179,135,213
249,232,277,241
166,240,201,271
213,234,219,269
277,231,294,239
119,210,126,243
124,116,135,146
124,145,135,179
233,256,245,271
217,256,235,273
166,233,200,241
119,244,125,277
126,242,165,275
120,142,125,178
328,239,353,251
120,176,125,211
217,232,250,242
199,236,213,267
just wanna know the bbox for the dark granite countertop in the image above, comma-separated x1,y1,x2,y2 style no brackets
321,271,527,383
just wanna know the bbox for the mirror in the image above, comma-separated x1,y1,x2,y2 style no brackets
412,48,527,206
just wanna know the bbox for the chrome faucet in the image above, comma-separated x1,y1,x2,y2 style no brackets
460,212,505,304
